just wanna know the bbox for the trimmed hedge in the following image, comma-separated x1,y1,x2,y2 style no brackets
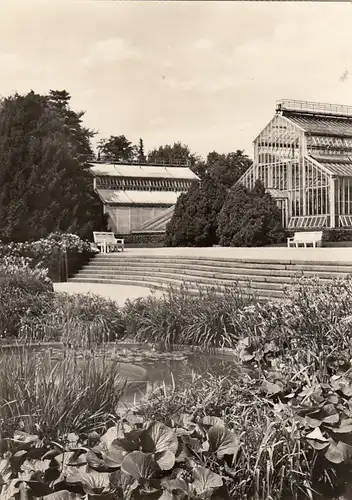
116,232,166,247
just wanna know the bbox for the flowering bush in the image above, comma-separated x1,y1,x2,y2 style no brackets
0,255,54,338
0,232,96,281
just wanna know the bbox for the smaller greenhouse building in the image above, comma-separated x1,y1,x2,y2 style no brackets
239,99,352,229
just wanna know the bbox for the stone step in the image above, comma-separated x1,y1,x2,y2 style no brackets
91,255,352,273
79,264,350,281
75,268,335,285
71,272,295,292
69,276,284,299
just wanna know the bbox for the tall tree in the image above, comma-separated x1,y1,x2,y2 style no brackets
97,135,135,163
164,148,253,247
164,174,226,247
0,90,105,242
137,138,146,162
204,150,252,186
217,180,285,247
147,142,199,166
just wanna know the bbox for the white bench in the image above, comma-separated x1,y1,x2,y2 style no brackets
287,231,323,248
93,232,124,253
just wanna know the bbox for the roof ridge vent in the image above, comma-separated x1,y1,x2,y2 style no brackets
277,99,352,117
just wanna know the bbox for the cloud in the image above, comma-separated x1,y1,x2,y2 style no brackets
82,37,141,66
194,38,213,50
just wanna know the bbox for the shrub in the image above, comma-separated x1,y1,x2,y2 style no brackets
217,180,285,246
165,175,227,247
0,232,96,281
0,256,54,338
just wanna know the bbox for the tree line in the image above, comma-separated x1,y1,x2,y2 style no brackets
0,89,284,246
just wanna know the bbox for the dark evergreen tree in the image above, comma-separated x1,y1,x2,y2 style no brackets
164,174,226,247
0,90,105,242
217,180,285,247
137,138,146,163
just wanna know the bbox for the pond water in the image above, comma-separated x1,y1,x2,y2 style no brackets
0,342,240,399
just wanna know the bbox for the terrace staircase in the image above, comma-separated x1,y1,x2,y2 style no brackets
69,254,352,300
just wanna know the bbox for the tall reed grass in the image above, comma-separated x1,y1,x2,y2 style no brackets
0,347,125,438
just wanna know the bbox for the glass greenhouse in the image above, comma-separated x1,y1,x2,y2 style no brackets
239,99,352,229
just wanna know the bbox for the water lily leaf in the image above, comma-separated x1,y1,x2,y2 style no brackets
306,428,329,442
201,417,225,428
155,450,175,470
141,422,178,455
66,470,111,494
121,451,160,480
192,466,223,495
207,425,240,458
325,441,352,464
334,418,352,434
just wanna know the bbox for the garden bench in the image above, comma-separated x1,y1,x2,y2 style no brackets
287,231,323,248
93,232,124,253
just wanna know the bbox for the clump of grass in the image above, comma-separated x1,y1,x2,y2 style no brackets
123,282,256,349
0,347,125,438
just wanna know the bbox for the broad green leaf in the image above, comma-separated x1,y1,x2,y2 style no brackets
100,426,121,448
155,450,175,470
201,417,225,428
306,428,329,442
262,380,282,395
42,491,81,500
192,466,223,495
13,431,39,446
110,469,139,498
307,439,330,451
334,418,352,434
103,443,127,469
161,477,188,494
121,451,160,480
66,470,111,495
141,422,178,455
207,425,240,458
86,449,110,472
325,440,352,464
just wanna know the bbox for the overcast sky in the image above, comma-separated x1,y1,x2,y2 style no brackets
1,1,352,159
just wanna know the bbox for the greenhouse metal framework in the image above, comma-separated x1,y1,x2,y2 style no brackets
239,99,352,229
